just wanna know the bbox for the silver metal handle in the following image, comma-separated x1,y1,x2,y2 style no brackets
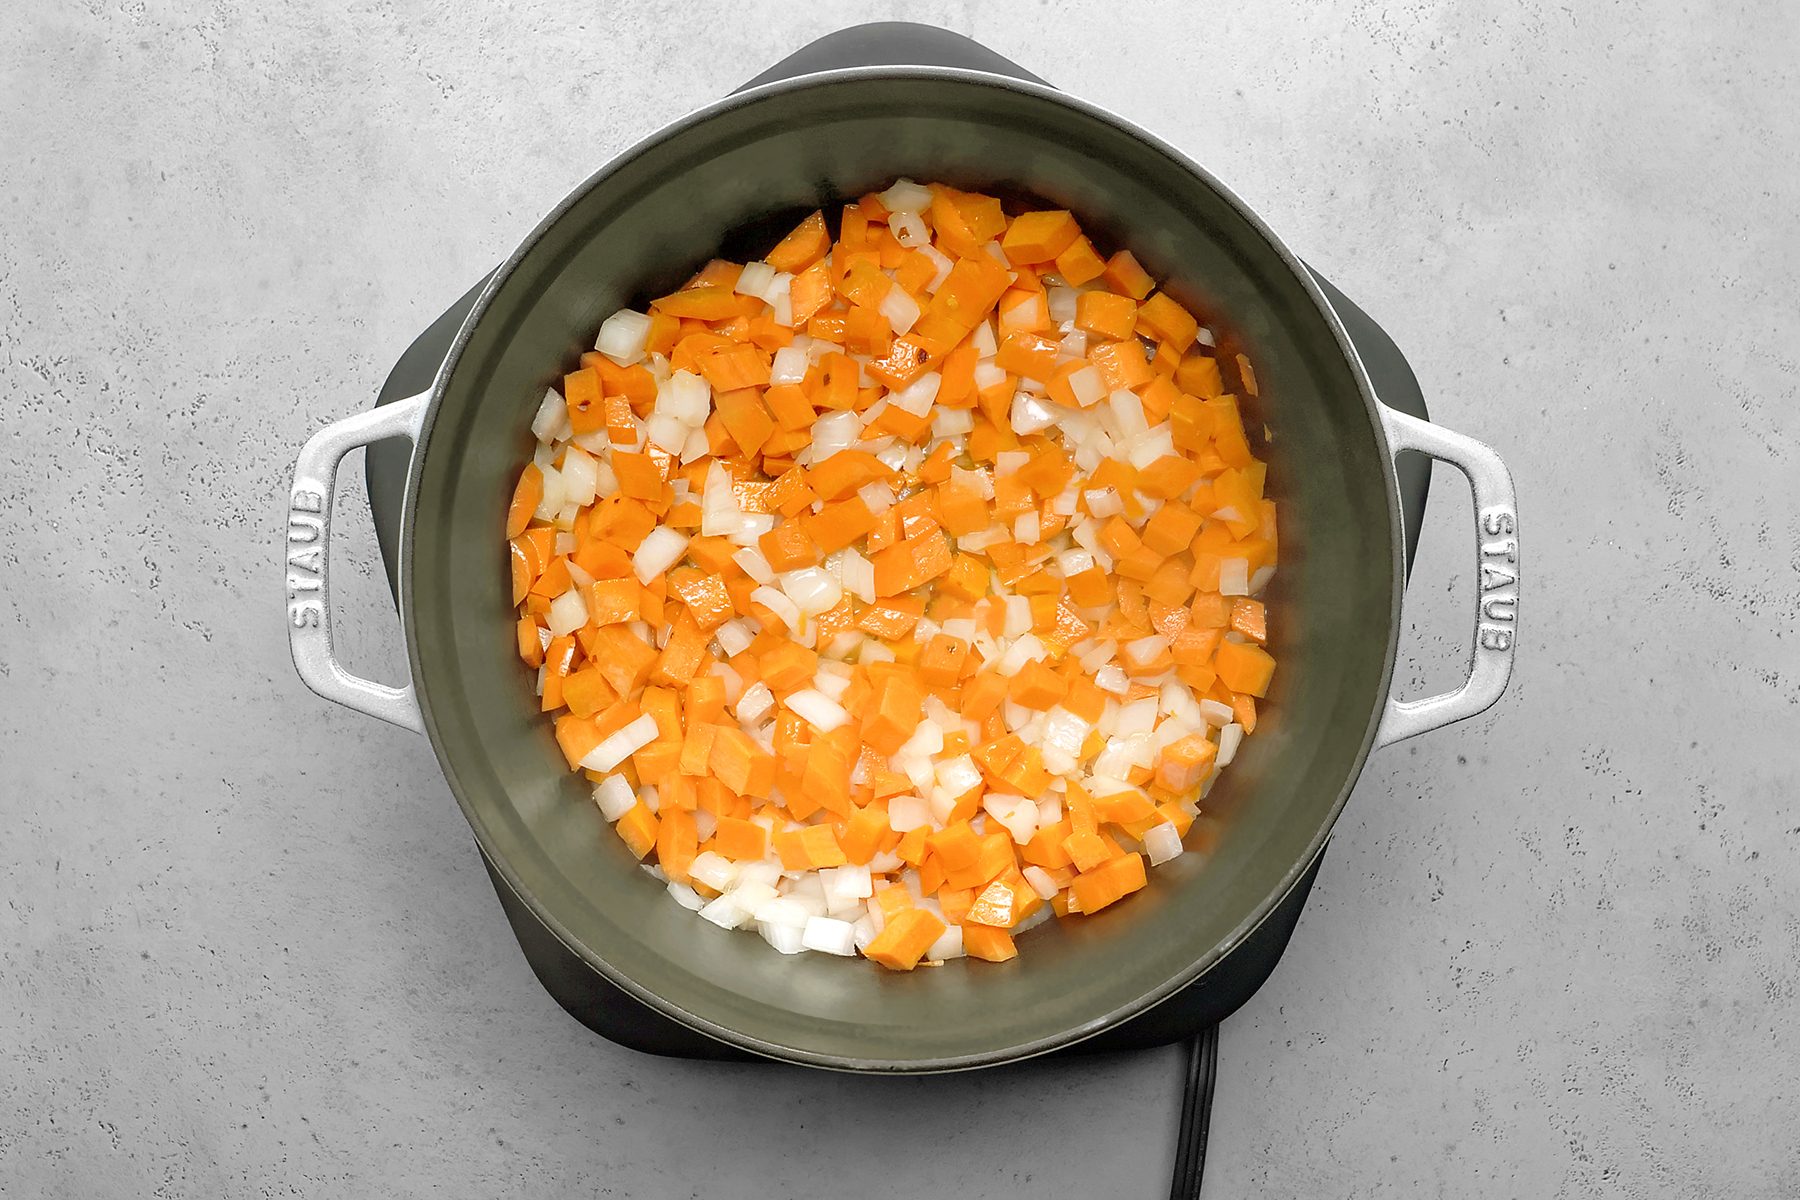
286,393,429,733
1375,406,1518,747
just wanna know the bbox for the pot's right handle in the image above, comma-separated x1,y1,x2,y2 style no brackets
1375,406,1519,748
285,393,429,734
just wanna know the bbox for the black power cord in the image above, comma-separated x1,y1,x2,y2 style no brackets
1168,1025,1220,1198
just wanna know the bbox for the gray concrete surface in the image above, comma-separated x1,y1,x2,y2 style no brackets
3,2,1796,1196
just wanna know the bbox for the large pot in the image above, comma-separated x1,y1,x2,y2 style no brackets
284,66,1519,1072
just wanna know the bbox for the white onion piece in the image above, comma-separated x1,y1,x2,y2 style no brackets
926,924,965,962
888,211,930,248
657,369,711,426
984,793,1039,844
546,588,588,637
931,405,974,438
1123,635,1171,668
531,388,569,443
1010,391,1057,435
1218,557,1251,597
1109,388,1148,438
1218,722,1245,766
1046,286,1079,324
973,360,1008,392
877,177,933,214
593,775,637,821
715,618,756,659
632,527,688,584
734,680,775,725
735,260,776,298
781,567,843,616
732,546,775,585
1022,865,1061,900
1249,564,1277,596
1126,426,1177,469
1198,699,1234,727
971,320,998,358
840,550,876,604
666,881,706,911
579,713,658,772
750,585,800,632
950,464,993,500
918,243,953,291
807,411,861,463
758,921,809,954
994,633,1047,676
644,412,687,454
1116,697,1160,738
689,851,738,892
595,309,651,365
1144,822,1185,866
769,345,809,385
786,688,849,733
887,794,932,832
1084,487,1124,518
888,370,941,417
802,916,859,955
533,463,566,522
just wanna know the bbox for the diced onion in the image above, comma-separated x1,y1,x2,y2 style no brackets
758,921,809,954
580,713,658,772
595,309,651,365
888,370,941,417
786,688,850,733
750,585,800,631
1109,388,1148,438
1198,699,1234,727
926,924,965,962
732,546,775,585
1218,557,1251,596
918,244,953,292
592,775,637,821
735,260,777,299
769,345,809,385
802,915,859,955
880,285,921,334
644,412,687,453
971,320,998,358
666,880,706,911
1083,486,1124,518
1144,822,1185,866
632,527,689,584
735,680,775,725
657,369,711,426
807,412,862,463
888,211,930,249
1218,722,1245,766
781,566,843,616
1022,865,1061,900
877,177,933,214
1010,391,1057,435
689,851,737,892
1249,565,1276,596
840,550,876,604
887,794,931,832
546,588,588,636
531,388,570,442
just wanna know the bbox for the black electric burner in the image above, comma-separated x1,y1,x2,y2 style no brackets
362,23,1430,1063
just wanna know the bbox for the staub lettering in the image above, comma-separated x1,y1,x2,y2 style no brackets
287,489,328,630
1476,505,1519,654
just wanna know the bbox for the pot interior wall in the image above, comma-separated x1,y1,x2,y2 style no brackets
405,72,1399,1069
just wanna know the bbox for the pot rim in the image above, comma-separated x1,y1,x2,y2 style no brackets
399,64,1404,1072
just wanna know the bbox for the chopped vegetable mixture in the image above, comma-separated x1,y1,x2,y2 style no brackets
506,179,1276,969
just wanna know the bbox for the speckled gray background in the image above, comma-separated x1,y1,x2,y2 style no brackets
3,2,1796,1196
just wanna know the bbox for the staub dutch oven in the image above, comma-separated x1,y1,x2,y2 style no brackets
284,65,1519,1071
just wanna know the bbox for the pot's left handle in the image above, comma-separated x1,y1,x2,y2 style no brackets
285,393,429,733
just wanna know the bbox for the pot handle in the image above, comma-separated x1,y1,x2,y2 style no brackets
1374,406,1519,747
285,393,429,733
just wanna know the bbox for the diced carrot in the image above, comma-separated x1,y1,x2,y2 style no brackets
651,285,743,322
766,210,831,273
774,823,847,870
994,331,1061,382
961,923,1018,962
1001,210,1080,264
1070,851,1147,914
1075,291,1137,342
1136,292,1200,351
1229,598,1267,644
1102,250,1155,299
656,808,698,882
864,908,945,971
507,464,543,539
806,495,880,556
1214,640,1275,697
1053,235,1107,286
1089,340,1154,390
614,802,660,861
